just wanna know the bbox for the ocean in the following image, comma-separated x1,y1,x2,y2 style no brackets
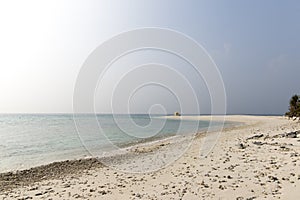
0,114,229,173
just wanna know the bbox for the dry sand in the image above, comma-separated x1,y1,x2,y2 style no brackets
1,115,300,199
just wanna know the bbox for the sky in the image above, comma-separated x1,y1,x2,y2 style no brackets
0,0,299,114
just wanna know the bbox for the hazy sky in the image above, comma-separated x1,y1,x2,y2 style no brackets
0,0,299,114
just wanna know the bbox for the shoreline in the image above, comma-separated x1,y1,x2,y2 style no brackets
0,115,237,174
0,115,240,174
1,115,300,199
0,115,243,191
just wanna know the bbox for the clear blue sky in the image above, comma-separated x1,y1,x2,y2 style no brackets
0,0,299,114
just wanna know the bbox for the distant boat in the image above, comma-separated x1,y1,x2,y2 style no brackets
174,112,181,116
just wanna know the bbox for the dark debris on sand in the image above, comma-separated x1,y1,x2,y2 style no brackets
0,158,103,192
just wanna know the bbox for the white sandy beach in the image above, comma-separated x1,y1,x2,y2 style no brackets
1,115,300,199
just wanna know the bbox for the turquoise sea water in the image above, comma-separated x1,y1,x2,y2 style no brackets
0,114,229,172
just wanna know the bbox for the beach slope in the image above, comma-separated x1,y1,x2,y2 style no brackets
1,115,300,199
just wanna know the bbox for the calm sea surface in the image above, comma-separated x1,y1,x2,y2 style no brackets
0,114,231,172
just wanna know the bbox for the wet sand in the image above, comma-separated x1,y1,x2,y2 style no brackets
1,115,300,199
